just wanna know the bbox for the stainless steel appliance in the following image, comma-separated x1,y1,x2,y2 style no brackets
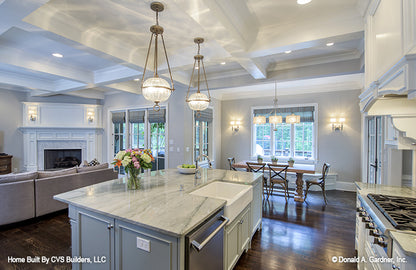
356,193,416,270
186,209,229,270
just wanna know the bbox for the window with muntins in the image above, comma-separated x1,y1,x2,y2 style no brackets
252,105,316,161
111,108,167,172
193,108,213,163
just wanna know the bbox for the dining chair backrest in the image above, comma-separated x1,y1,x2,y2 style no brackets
246,162,266,173
321,163,331,182
268,164,288,181
228,157,237,171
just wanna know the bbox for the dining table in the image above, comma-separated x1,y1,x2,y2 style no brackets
232,161,315,202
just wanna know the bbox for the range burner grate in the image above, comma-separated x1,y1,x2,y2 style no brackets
367,194,416,231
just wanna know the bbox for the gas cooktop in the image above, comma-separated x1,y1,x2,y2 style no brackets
367,194,416,231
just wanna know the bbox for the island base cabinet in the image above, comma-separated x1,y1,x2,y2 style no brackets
69,206,179,270
115,220,179,270
71,209,115,270
225,204,251,270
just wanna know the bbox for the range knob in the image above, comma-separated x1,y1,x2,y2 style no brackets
362,216,372,223
356,207,364,212
366,222,376,229
359,211,367,218
370,229,382,237
374,236,388,248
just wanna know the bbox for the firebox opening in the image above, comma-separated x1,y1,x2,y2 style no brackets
44,149,81,170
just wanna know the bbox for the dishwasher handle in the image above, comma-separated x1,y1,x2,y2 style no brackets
191,215,229,252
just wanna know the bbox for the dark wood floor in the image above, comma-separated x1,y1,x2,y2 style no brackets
0,190,357,270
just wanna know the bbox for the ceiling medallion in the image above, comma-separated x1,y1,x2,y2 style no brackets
141,2,175,111
186,37,211,113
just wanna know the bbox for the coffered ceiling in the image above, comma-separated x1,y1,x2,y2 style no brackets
0,0,368,100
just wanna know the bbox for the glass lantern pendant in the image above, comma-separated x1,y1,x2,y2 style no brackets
141,2,175,111
186,37,211,113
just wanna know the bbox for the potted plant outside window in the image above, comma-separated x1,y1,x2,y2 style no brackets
257,155,263,163
288,157,295,167
271,156,278,164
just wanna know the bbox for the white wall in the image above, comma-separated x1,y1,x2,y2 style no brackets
220,89,362,183
102,86,221,168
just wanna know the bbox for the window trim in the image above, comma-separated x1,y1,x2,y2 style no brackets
250,103,318,164
192,106,215,165
108,104,169,167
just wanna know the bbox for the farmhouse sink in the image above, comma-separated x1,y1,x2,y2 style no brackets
190,181,253,223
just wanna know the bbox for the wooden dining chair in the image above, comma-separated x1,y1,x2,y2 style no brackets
304,163,331,204
227,157,237,171
267,164,289,201
246,162,267,199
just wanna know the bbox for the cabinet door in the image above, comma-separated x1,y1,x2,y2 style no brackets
251,180,262,236
78,210,114,270
238,206,250,254
115,220,178,270
225,220,239,270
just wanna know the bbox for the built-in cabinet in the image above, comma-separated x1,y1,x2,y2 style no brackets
225,205,251,270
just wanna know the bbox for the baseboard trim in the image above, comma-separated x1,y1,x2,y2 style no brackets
336,181,357,192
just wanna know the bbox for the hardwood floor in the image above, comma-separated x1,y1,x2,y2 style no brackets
0,190,357,270
235,190,357,270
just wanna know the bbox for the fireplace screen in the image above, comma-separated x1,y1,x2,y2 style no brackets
44,149,82,170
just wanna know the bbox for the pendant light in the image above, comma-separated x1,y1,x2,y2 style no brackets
269,81,282,127
186,37,211,113
286,113,300,124
141,2,174,111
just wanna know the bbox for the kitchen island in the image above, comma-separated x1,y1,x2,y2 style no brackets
54,168,263,270
355,182,416,270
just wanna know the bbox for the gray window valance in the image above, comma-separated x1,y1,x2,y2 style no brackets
148,108,166,123
195,108,213,123
111,112,125,124
128,110,145,123
254,106,315,123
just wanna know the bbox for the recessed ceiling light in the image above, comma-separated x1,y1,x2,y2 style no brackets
134,78,140,81
195,66,199,70
297,0,312,5
221,62,226,65
285,50,292,54
52,53,63,58
326,42,334,47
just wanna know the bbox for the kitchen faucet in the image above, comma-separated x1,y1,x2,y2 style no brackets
195,154,212,179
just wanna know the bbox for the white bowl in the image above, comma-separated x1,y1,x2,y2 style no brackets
177,165,196,174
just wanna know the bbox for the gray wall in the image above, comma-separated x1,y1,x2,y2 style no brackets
220,89,362,183
103,86,221,168
0,89,25,171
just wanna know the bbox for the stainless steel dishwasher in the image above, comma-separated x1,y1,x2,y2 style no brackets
186,209,229,270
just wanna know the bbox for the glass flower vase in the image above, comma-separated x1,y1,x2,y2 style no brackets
126,168,141,190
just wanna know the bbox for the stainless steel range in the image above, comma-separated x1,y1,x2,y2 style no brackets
367,194,416,231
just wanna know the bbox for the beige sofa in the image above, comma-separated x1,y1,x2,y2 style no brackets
0,164,118,226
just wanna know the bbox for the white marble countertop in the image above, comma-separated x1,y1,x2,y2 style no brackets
355,182,416,257
54,168,262,237
355,182,416,198
389,231,416,257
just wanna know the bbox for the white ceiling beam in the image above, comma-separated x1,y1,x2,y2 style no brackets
65,89,106,100
0,70,54,91
174,0,266,79
0,45,94,84
94,66,141,85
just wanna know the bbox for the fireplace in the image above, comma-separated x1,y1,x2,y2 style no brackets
44,149,82,170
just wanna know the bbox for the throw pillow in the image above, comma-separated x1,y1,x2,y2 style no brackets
88,158,100,167
77,163,109,173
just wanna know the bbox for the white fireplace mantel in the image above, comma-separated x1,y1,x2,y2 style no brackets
20,102,104,171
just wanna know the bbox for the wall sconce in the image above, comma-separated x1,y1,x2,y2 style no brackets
28,106,37,122
230,120,241,132
87,109,95,123
330,117,345,131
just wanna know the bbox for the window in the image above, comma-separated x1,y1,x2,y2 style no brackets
193,108,213,163
252,105,316,161
111,108,167,172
